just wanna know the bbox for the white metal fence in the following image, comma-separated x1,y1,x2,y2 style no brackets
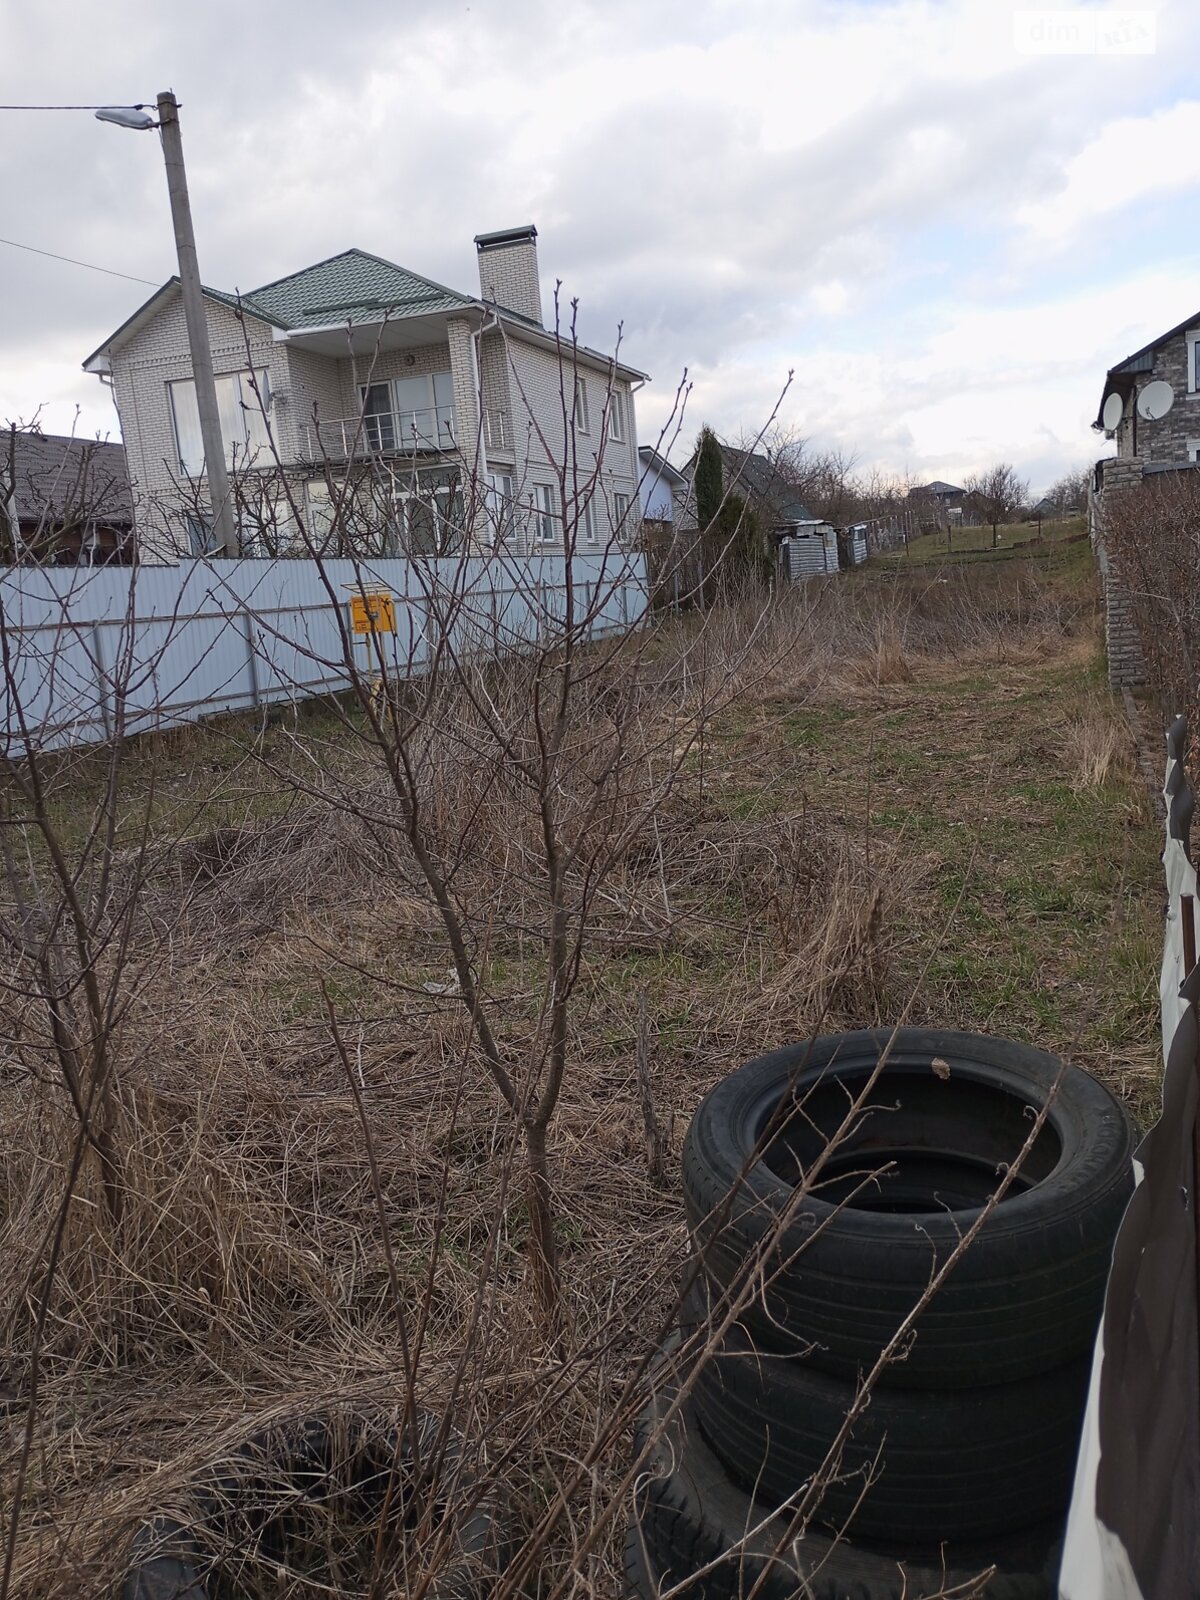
0,551,649,753
1061,715,1198,1599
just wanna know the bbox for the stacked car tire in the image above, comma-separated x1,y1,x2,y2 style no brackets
628,1029,1137,1599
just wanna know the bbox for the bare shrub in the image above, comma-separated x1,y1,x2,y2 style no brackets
1103,470,1200,727
0,344,1098,1599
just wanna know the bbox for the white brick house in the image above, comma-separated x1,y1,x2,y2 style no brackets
83,225,646,559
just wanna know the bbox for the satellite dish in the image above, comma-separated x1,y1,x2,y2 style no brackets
1102,392,1125,432
1137,380,1175,421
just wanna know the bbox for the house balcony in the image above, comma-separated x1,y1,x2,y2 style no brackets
299,404,513,463
301,406,457,462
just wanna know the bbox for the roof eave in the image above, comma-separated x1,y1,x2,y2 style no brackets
486,308,648,382
81,279,287,373
1093,367,1137,429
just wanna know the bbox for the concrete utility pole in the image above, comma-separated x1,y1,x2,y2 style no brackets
155,91,238,559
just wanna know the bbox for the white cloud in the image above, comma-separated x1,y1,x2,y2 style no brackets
1017,99,1200,243
640,266,1200,486
0,0,1196,488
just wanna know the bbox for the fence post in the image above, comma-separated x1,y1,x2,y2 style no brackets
241,608,261,708
91,622,112,741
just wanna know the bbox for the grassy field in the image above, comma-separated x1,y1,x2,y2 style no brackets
0,531,1163,1596
892,514,1087,565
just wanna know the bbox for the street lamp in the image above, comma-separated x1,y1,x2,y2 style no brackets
97,92,238,559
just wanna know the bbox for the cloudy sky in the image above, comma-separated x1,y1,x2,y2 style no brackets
1,0,1196,492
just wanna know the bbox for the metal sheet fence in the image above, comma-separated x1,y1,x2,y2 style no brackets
1061,717,1200,1599
0,551,649,752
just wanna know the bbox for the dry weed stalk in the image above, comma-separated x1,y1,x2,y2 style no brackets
0,408,1103,1597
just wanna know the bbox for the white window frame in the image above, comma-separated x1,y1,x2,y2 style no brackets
612,490,630,531
1187,331,1200,394
573,375,590,435
583,496,597,544
486,471,514,545
532,483,558,544
1187,438,1200,464
607,390,625,442
169,368,271,477
358,371,455,450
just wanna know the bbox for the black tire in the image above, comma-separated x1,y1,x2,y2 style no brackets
122,1410,509,1600
686,1286,1090,1544
683,1029,1135,1387
628,1379,1059,1599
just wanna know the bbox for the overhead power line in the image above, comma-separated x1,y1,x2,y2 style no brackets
0,103,150,111
0,235,159,286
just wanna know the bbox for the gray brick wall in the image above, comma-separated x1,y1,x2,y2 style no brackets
1092,456,1148,689
1111,327,1200,462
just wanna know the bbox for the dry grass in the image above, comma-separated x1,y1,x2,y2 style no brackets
1062,703,1129,793
0,539,1160,1598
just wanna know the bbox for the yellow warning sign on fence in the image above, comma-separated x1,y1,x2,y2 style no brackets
349,591,396,634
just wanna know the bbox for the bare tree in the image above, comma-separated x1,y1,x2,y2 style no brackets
1046,466,1091,518
963,462,1029,550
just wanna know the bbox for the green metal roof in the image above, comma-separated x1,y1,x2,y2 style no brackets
244,247,473,329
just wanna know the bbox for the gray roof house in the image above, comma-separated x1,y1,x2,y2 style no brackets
676,442,818,532
1090,307,1200,692
909,480,965,503
1,431,132,565
674,440,843,581
1093,308,1200,468
83,226,647,559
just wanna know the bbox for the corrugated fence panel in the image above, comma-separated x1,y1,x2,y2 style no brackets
0,551,650,752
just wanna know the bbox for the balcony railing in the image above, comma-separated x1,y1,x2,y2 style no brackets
485,408,511,450
302,405,456,462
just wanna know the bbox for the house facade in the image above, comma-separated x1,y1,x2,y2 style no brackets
84,226,646,560
636,446,685,526
1094,311,1200,467
1087,311,1200,687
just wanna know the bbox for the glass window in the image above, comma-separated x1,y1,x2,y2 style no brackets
608,391,624,442
573,376,590,434
583,497,597,543
487,472,514,543
433,371,456,442
169,382,204,477
169,370,270,475
362,383,395,452
613,491,629,530
406,498,438,555
186,515,216,556
532,484,558,543
392,375,432,446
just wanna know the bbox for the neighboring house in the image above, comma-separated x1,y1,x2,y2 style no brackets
676,442,816,534
637,446,686,526
0,431,133,565
675,439,842,579
83,225,646,559
1094,310,1200,467
1085,310,1200,688
910,479,964,505
907,480,967,529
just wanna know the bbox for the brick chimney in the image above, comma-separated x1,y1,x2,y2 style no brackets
473,224,543,326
